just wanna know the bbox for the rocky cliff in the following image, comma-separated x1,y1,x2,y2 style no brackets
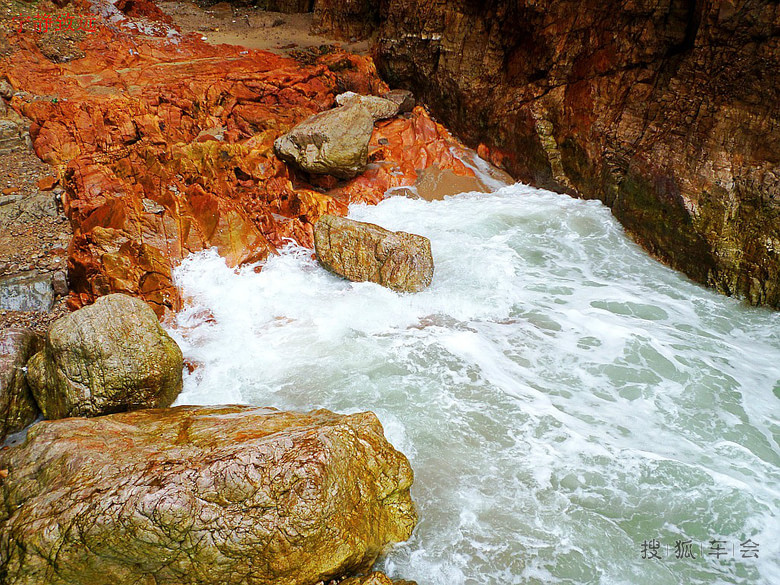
317,0,780,307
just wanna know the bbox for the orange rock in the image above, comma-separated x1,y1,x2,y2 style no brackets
36,176,58,191
1,1,479,317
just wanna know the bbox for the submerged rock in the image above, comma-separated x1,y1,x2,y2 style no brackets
26,293,183,419
0,405,417,585
274,102,376,179
314,214,434,292
0,329,42,443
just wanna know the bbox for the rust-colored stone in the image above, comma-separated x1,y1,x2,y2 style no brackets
1,0,477,318
35,176,57,191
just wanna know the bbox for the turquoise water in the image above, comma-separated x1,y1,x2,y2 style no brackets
170,184,780,585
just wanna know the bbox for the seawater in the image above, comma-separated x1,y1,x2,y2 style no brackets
168,183,780,585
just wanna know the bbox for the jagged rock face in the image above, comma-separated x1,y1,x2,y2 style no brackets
0,405,417,585
26,293,183,419
0,329,42,442
356,0,780,308
314,214,434,292
1,0,479,317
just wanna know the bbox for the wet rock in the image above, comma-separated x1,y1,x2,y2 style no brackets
383,89,415,114
336,91,400,120
368,0,780,308
314,214,434,292
0,271,55,312
0,329,42,443
0,404,417,585
26,293,183,419
274,102,376,179
339,572,418,585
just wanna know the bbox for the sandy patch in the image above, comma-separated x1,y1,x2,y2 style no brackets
157,1,369,55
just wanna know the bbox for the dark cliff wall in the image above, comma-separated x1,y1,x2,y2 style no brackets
318,0,780,307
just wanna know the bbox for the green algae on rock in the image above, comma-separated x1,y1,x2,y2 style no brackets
25,293,183,419
0,405,417,585
314,214,434,292
0,328,42,443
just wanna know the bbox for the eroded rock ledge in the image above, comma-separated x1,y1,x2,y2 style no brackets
316,0,780,307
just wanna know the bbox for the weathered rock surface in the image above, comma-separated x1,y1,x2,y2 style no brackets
274,101,376,179
0,271,56,312
339,572,418,585
315,214,433,292
382,89,415,114
26,293,183,419
0,404,417,585
336,91,401,120
312,0,379,40
0,329,42,443
1,0,479,315
323,0,780,308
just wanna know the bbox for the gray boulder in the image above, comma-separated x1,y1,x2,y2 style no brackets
274,102,375,179
314,214,434,292
0,329,42,442
26,293,183,419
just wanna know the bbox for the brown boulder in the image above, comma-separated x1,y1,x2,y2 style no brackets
0,329,42,443
0,405,417,585
314,214,434,292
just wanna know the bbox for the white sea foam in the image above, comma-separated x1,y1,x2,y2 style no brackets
169,183,780,585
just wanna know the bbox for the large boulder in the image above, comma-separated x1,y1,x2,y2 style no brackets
0,405,417,585
314,214,434,292
26,293,183,419
0,329,42,442
274,102,376,179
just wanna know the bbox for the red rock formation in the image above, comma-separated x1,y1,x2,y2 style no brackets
317,0,780,307
1,0,477,318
